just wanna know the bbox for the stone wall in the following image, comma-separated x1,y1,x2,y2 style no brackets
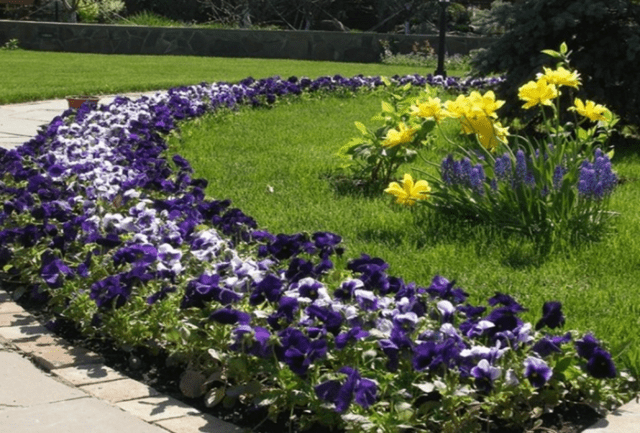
0,20,496,63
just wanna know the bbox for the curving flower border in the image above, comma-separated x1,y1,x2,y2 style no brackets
0,73,630,432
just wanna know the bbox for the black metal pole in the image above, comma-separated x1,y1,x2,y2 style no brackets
434,1,448,77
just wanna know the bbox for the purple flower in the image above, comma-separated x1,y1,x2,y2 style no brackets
266,296,299,330
531,337,562,358
231,325,272,358
146,285,176,305
90,275,131,309
535,301,565,330
314,367,377,412
471,359,502,392
494,153,512,182
306,304,343,335
40,251,73,289
277,328,327,376
575,333,600,359
249,274,283,305
524,356,552,388
335,326,369,350
209,307,251,325
586,347,617,379
552,165,565,190
488,292,526,313
425,275,468,304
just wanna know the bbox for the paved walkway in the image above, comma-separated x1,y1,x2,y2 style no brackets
0,96,638,432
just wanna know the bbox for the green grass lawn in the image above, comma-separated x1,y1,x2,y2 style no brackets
0,49,466,105
167,93,640,377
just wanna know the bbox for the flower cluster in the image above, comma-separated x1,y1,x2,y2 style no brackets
381,45,619,244
0,70,630,432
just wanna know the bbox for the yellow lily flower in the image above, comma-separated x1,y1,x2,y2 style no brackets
569,98,609,122
382,122,419,148
467,90,505,119
476,121,509,152
518,79,559,109
410,97,446,123
384,173,431,206
538,66,581,89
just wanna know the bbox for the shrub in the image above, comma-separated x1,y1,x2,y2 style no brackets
471,0,640,126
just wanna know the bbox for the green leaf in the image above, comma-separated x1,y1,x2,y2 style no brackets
354,121,369,135
204,387,225,408
542,49,562,58
381,101,395,113
413,382,436,393
381,76,392,87
560,42,568,54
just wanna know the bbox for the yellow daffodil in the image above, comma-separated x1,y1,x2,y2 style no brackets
384,173,431,205
382,122,419,148
537,66,581,89
518,79,559,109
410,97,446,123
569,98,609,122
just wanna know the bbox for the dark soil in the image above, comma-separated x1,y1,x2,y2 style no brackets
8,290,602,433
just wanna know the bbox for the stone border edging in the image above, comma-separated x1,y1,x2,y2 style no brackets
0,290,245,433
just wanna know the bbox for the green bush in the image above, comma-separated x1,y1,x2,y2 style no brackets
471,0,640,126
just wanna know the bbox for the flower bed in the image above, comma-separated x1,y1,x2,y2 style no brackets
0,73,633,432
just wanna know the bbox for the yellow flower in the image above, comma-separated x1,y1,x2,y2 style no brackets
444,95,471,119
476,121,509,152
570,98,609,122
384,173,431,206
466,90,505,119
382,122,419,148
537,66,581,89
410,97,446,122
518,79,559,109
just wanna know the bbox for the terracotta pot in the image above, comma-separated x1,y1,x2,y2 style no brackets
0,0,36,5
66,96,99,109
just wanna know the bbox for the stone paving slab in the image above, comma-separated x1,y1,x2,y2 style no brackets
584,398,640,432
0,323,51,341
0,397,168,433
0,301,25,314
0,311,37,327
80,378,162,403
156,414,246,433
14,334,104,370
116,395,201,422
0,350,87,408
53,363,128,386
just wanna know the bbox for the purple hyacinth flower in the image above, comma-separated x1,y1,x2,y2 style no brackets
524,356,552,388
535,301,565,330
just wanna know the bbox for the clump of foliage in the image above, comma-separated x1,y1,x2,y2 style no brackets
1,38,20,51
471,0,640,126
